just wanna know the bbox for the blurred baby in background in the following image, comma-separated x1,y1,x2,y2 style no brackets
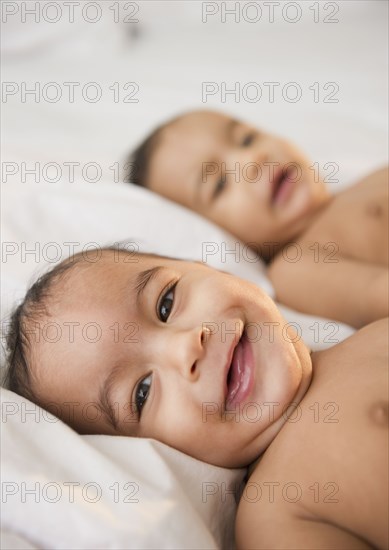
128,110,388,328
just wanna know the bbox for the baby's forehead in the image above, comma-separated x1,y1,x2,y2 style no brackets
158,112,234,166
170,110,232,133
54,249,186,298
49,252,145,307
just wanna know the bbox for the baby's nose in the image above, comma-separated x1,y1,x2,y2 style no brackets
224,148,269,185
168,325,209,380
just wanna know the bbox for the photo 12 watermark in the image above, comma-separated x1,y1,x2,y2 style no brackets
1,81,140,104
1,2,140,24
202,400,340,425
1,240,140,264
201,240,340,265
202,479,339,504
201,2,340,24
1,160,141,184
202,81,340,104
1,480,140,504
201,160,340,186
1,399,140,426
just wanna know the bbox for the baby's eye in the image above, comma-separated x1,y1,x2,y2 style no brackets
213,176,227,199
241,133,255,147
158,283,176,322
135,374,152,414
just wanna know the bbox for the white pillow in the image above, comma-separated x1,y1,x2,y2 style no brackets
1,387,245,549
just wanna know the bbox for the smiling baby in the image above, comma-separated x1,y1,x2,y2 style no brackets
5,247,388,548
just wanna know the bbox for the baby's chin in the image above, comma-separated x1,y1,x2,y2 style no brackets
211,425,283,469
279,181,326,234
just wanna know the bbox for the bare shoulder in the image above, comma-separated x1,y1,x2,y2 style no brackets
310,319,387,374
236,458,374,549
351,165,388,190
328,317,388,360
236,509,372,549
353,316,388,338
333,165,388,205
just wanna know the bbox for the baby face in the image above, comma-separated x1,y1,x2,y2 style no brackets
147,111,329,252
32,250,312,468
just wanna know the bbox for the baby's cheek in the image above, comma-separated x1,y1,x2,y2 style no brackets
151,399,201,447
218,203,257,242
264,356,303,418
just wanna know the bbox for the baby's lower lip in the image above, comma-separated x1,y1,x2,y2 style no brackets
272,170,296,206
225,332,255,411
274,175,295,204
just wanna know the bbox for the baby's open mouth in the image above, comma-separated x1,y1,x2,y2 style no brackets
271,166,296,205
225,329,255,411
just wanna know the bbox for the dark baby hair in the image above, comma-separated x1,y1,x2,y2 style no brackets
127,124,163,187
126,113,182,187
3,255,85,404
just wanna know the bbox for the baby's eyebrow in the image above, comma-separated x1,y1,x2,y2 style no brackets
134,266,164,306
226,118,239,137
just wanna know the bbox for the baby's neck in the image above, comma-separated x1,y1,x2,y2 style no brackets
247,349,316,477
